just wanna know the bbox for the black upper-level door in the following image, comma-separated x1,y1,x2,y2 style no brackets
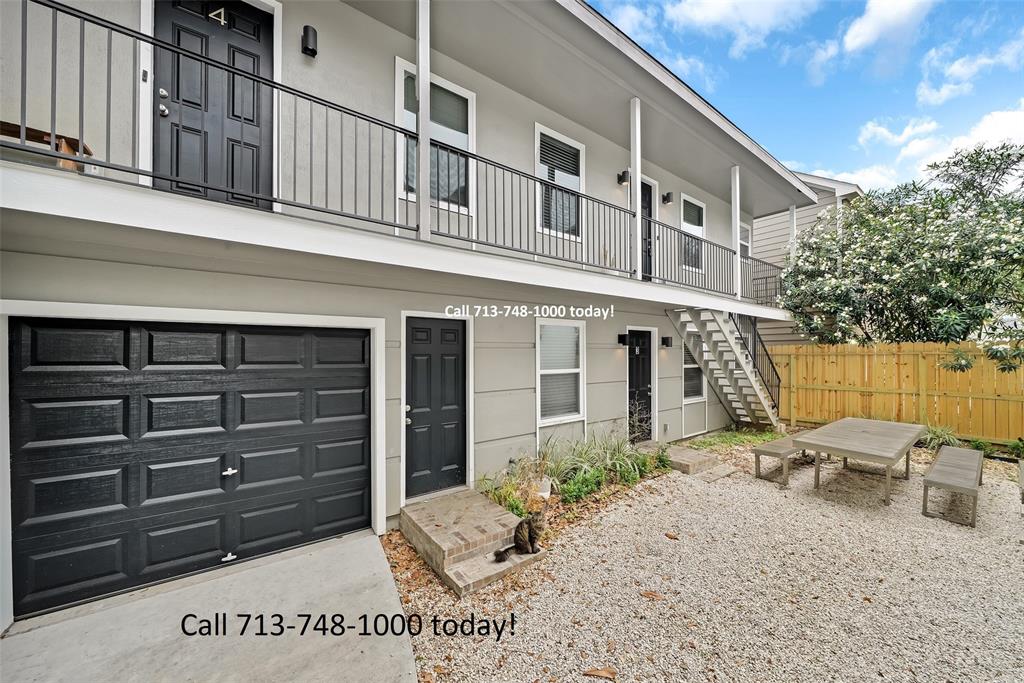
153,1,273,208
405,318,467,498
641,182,654,281
627,330,652,442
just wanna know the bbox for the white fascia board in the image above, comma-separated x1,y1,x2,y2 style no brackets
0,164,792,321
552,0,817,206
794,172,864,198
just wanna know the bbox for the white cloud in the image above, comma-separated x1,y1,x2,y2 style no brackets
668,54,718,92
664,0,820,58
806,99,1024,191
843,0,936,54
810,164,901,190
609,3,661,47
916,30,1024,106
912,97,1024,170
857,118,939,147
806,40,839,86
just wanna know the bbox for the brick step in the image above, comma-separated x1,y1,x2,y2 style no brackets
442,548,548,597
399,489,521,572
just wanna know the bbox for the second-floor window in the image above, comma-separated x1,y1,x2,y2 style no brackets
398,59,474,210
682,197,705,270
536,126,584,238
740,223,751,257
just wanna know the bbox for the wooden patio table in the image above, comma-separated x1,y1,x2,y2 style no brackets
792,418,926,505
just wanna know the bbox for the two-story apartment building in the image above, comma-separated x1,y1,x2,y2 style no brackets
0,0,817,625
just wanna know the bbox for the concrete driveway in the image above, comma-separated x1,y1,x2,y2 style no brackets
0,531,416,683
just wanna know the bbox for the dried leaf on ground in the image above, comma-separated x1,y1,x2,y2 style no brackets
665,532,679,540
640,590,665,601
582,666,618,680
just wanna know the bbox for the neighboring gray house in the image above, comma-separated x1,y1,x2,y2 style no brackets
0,0,817,626
752,172,863,346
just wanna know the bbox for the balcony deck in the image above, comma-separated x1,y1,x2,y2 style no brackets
0,0,783,309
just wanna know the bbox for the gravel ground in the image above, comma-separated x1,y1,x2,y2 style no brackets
395,456,1024,683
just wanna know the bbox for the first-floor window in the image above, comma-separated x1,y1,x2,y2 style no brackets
683,345,704,400
538,320,585,422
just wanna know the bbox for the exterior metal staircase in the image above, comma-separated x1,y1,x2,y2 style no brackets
678,308,780,428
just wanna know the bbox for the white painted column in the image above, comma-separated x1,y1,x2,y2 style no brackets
416,0,431,241
731,165,741,298
788,204,797,261
630,97,642,279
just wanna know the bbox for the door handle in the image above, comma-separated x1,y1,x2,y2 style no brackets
404,404,412,412
158,87,169,99
222,467,238,477
405,417,412,425
158,104,169,117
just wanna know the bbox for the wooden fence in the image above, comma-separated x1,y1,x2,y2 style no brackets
769,343,1024,445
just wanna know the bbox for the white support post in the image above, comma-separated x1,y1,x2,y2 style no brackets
416,0,431,241
788,204,797,261
731,165,741,299
629,97,642,279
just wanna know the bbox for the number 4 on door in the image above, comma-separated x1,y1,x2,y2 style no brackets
208,7,226,26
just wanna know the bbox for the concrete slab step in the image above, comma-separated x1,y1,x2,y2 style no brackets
441,548,547,597
695,463,739,483
666,446,718,475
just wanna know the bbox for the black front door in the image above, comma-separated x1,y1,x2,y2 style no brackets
627,330,652,442
641,182,654,281
406,318,467,498
153,0,273,208
9,318,371,616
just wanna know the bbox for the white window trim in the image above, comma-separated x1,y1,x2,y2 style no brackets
536,318,586,427
740,220,751,258
393,56,477,219
534,123,586,243
680,192,707,273
682,341,707,404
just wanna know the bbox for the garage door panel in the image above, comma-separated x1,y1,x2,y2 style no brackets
14,321,131,372
10,318,372,616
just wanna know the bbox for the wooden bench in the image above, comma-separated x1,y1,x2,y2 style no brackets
922,446,983,528
753,437,803,489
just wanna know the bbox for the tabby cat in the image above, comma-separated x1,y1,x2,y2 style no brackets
493,503,547,562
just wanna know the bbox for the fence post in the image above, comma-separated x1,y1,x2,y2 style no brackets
917,352,928,425
789,350,797,427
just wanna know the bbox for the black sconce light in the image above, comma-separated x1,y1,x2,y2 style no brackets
661,336,673,348
301,25,318,58
662,192,674,205
617,333,629,346
616,169,630,185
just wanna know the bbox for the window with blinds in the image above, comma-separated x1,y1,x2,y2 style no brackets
538,132,582,237
683,343,704,400
538,322,584,421
402,71,471,208
682,198,705,270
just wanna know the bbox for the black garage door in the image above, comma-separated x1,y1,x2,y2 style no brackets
9,318,371,616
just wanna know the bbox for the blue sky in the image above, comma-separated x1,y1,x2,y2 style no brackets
592,0,1024,189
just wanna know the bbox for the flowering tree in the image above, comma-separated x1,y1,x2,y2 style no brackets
780,143,1024,372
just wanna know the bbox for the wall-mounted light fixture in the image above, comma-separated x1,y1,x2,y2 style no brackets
661,192,674,205
616,169,630,185
661,336,673,348
302,25,318,58
617,333,629,346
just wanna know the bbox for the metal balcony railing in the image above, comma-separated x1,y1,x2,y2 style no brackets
729,313,781,410
645,217,736,296
1,0,784,308
741,255,784,306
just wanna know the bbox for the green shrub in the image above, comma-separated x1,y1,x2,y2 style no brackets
921,425,961,450
966,439,996,457
1008,438,1024,460
654,444,671,470
560,468,605,504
